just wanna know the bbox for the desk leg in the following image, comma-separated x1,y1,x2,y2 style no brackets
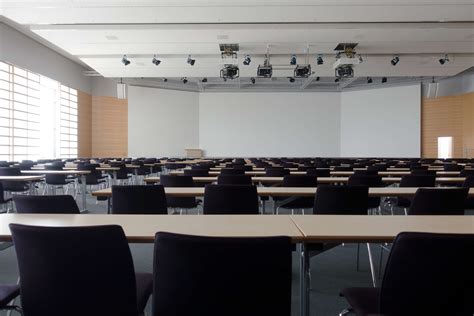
367,243,377,287
299,242,309,316
113,171,117,185
107,197,111,214
81,174,87,212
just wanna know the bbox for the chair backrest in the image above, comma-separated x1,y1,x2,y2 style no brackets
380,232,474,315
444,164,464,171
265,168,290,177
160,175,195,187
333,166,353,171
153,232,292,316
112,185,168,214
0,167,21,176
183,169,209,177
281,175,317,187
408,188,468,215
203,184,259,214
13,195,80,214
313,185,369,215
220,168,245,175
348,175,383,187
399,175,436,187
411,169,437,176
353,170,378,176
306,169,330,177
9,224,138,316
217,174,253,185
460,170,474,177
463,176,474,188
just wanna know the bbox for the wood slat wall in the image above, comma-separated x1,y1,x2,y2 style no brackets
421,92,474,158
91,96,128,157
77,90,92,157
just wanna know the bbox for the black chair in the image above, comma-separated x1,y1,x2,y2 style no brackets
13,195,80,214
313,185,369,215
408,188,468,215
43,165,75,195
203,184,259,214
348,175,384,212
183,169,209,177
411,169,437,176
444,164,464,171
220,168,245,175
152,232,292,316
265,168,290,177
159,175,199,213
275,175,317,214
217,175,252,185
10,224,153,316
395,175,436,213
0,284,20,313
0,182,12,213
333,166,353,171
353,170,378,176
340,232,474,316
306,169,330,177
460,169,474,177
112,185,168,214
0,167,29,193
463,176,474,209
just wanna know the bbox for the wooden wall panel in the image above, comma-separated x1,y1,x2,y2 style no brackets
91,96,128,157
421,92,474,158
77,90,92,157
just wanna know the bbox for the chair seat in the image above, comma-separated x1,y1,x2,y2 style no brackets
0,284,20,307
135,272,153,313
340,287,380,316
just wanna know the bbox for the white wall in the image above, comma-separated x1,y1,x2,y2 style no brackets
340,84,421,158
128,86,199,157
199,93,341,157
0,23,91,93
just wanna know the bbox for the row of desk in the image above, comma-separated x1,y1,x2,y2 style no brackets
0,213,472,316
171,170,468,176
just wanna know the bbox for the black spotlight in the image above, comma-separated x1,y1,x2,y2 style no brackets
152,55,161,66
316,76,320,81
391,56,400,66
335,78,340,83
382,77,387,83
288,77,295,83
439,54,449,65
182,77,188,84
163,78,168,82
316,55,324,65
367,77,373,83
121,55,130,66
201,78,208,83
290,54,297,66
243,55,251,66
251,77,256,84
187,55,195,66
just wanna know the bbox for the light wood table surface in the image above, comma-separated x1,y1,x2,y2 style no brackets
0,214,304,243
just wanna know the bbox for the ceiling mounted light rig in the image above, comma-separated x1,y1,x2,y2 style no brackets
152,55,161,66
294,46,311,78
391,55,400,66
219,44,240,80
243,55,251,66
257,46,273,78
121,55,130,66
333,43,360,79
187,55,195,66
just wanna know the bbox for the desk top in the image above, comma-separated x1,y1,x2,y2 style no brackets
92,186,474,198
0,214,303,243
21,170,90,175
0,175,44,181
290,215,474,243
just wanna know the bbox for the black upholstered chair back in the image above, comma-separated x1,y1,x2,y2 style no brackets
217,175,253,185
13,195,80,214
313,185,369,215
153,232,292,316
220,168,245,175
408,188,468,215
380,232,474,315
203,184,259,214
411,169,437,176
306,168,330,177
348,175,383,187
183,169,209,177
112,185,168,214
159,175,197,208
9,224,138,316
353,170,378,176
281,175,317,187
460,170,474,177
399,175,436,187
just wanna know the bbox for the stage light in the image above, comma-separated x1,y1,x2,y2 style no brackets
121,55,130,66
201,78,208,83
243,55,251,66
152,55,161,66
251,77,256,84
381,77,387,83
182,77,188,84
316,54,324,65
288,77,295,83
316,76,320,81
187,55,195,66
290,54,297,66
335,78,340,83
391,56,400,66
439,54,450,65
162,78,168,82
367,77,373,83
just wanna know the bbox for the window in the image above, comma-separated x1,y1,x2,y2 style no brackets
0,60,78,161
438,136,453,159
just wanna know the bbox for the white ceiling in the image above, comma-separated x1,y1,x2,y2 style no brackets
1,0,473,89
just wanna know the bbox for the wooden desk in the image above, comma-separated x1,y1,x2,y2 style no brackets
21,170,90,211
0,214,303,243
